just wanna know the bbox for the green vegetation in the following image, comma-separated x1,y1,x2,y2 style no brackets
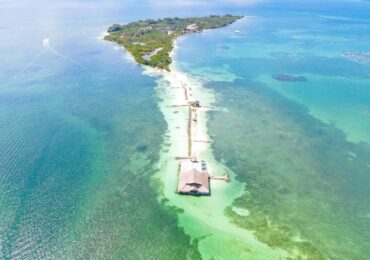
105,15,243,71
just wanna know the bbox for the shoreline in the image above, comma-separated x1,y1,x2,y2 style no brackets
104,15,243,71
143,36,288,258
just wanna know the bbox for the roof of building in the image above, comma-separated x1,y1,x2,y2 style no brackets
186,23,198,31
178,160,209,195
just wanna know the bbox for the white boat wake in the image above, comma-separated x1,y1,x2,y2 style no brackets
9,38,90,83
42,38,90,73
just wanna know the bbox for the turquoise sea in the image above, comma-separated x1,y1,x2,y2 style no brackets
1,0,370,259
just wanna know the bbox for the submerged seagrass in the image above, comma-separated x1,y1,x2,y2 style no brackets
104,15,242,71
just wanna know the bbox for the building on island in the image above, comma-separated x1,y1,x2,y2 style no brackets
186,23,198,32
177,158,210,195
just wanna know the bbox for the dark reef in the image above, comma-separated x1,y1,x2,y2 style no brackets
272,74,307,82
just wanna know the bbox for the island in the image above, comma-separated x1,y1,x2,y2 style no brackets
104,15,243,71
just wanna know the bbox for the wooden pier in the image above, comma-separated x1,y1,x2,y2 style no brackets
182,82,188,101
175,156,190,160
173,80,230,196
187,106,192,156
210,174,230,182
194,140,212,143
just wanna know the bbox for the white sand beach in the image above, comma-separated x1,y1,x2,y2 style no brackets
142,39,289,259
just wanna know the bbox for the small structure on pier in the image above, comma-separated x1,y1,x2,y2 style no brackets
189,100,200,108
177,158,210,195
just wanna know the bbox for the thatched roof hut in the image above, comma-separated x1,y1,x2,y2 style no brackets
177,160,210,195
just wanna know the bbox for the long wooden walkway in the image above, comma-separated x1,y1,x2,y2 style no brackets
174,81,230,185
187,106,192,156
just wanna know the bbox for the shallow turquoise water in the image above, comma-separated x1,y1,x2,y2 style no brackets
175,1,370,258
177,2,370,144
0,1,202,258
1,0,370,258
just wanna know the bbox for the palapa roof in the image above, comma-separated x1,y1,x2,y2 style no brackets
178,161,209,195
